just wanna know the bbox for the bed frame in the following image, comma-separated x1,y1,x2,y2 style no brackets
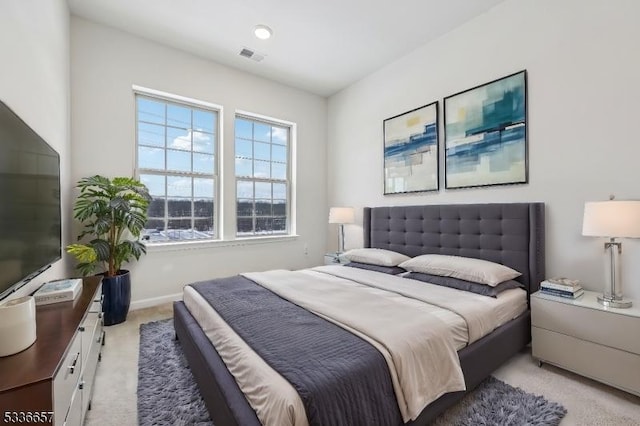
174,202,545,425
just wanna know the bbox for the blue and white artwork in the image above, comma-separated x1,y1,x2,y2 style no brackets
384,102,438,194
444,71,527,189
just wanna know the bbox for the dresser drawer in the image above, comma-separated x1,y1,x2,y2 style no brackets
532,327,640,396
80,311,101,364
531,296,640,354
53,332,82,425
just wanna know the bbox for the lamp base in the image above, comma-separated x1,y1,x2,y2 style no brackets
597,295,633,309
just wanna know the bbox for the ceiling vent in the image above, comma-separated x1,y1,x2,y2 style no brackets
239,47,265,62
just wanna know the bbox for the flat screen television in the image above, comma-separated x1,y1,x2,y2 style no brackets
0,99,61,300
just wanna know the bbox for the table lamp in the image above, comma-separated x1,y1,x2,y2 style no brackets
582,199,640,308
328,207,355,254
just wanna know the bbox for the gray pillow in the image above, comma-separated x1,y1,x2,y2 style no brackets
399,254,521,286
344,262,406,275
404,272,523,297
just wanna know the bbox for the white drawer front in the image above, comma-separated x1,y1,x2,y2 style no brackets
533,327,640,396
531,297,640,354
81,312,101,363
53,332,82,425
63,387,83,426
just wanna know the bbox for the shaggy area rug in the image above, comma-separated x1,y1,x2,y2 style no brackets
138,319,567,426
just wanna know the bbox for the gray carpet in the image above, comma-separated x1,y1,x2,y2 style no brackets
138,319,567,426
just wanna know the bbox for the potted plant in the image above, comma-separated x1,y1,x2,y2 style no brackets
67,175,151,326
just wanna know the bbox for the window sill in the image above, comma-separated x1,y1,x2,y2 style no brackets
145,234,299,253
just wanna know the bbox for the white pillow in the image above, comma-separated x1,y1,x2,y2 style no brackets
343,248,410,267
398,254,521,287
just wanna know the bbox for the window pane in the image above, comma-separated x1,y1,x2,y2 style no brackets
147,198,165,217
194,217,214,233
167,149,191,172
143,219,168,242
168,199,192,217
255,182,271,200
235,118,252,139
272,126,288,145
235,158,252,177
254,123,271,142
273,201,286,216
167,104,190,129
140,174,165,196
237,218,254,235
193,153,214,174
255,201,272,216
254,142,270,161
256,217,272,233
253,160,270,179
235,139,252,159
273,217,287,232
193,110,215,133
272,162,286,180
193,131,214,154
237,199,253,216
273,183,286,199
168,176,191,197
138,98,165,124
167,127,191,151
145,218,165,230
138,122,164,147
193,178,214,198
237,180,253,198
138,147,165,170
194,199,214,218
272,144,286,162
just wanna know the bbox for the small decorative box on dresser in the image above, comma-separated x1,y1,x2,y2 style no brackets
0,277,104,426
531,289,640,396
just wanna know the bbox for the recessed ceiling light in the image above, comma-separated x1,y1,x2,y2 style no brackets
254,25,272,40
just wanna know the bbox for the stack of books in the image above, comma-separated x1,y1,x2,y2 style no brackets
540,277,583,299
34,278,83,306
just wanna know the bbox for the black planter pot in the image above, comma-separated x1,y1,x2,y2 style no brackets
101,270,131,326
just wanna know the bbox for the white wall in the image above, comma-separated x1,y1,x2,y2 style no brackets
0,0,70,299
328,0,640,299
70,18,327,306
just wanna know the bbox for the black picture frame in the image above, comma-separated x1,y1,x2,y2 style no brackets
444,70,528,190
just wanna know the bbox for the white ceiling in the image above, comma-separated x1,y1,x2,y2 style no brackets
67,0,506,97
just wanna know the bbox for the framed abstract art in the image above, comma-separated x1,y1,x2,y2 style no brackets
444,70,527,189
383,101,439,194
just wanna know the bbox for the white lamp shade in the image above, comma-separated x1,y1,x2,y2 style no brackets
582,201,640,238
329,207,355,224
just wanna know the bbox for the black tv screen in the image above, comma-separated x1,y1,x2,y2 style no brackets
0,100,61,300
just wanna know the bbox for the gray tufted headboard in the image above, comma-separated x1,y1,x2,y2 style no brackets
363,203,545,296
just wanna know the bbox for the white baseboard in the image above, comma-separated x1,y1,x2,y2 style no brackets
130,292,182,311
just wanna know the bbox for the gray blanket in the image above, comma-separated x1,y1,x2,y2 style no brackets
190,276,402,426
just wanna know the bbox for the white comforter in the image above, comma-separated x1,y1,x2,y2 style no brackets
183,265,527,426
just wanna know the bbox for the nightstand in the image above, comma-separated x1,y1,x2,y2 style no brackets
324,252,348,265
531,290,640,396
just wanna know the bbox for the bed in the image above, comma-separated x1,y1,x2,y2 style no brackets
173,202,545,425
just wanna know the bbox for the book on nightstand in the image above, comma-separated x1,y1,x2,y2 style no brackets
540,278,583,299
34,278,83,305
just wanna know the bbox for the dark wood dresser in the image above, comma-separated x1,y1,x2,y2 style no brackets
0,277,104,426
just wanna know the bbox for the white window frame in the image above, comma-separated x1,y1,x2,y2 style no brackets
133,85,223,244
235,110,297,238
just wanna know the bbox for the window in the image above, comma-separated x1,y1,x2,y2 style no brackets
235,115,290,236
135,93,219,242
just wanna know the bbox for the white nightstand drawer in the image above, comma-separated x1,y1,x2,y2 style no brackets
532,327,640,396
531,295,640,354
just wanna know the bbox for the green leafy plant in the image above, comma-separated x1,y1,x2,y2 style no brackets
67,175,152,277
